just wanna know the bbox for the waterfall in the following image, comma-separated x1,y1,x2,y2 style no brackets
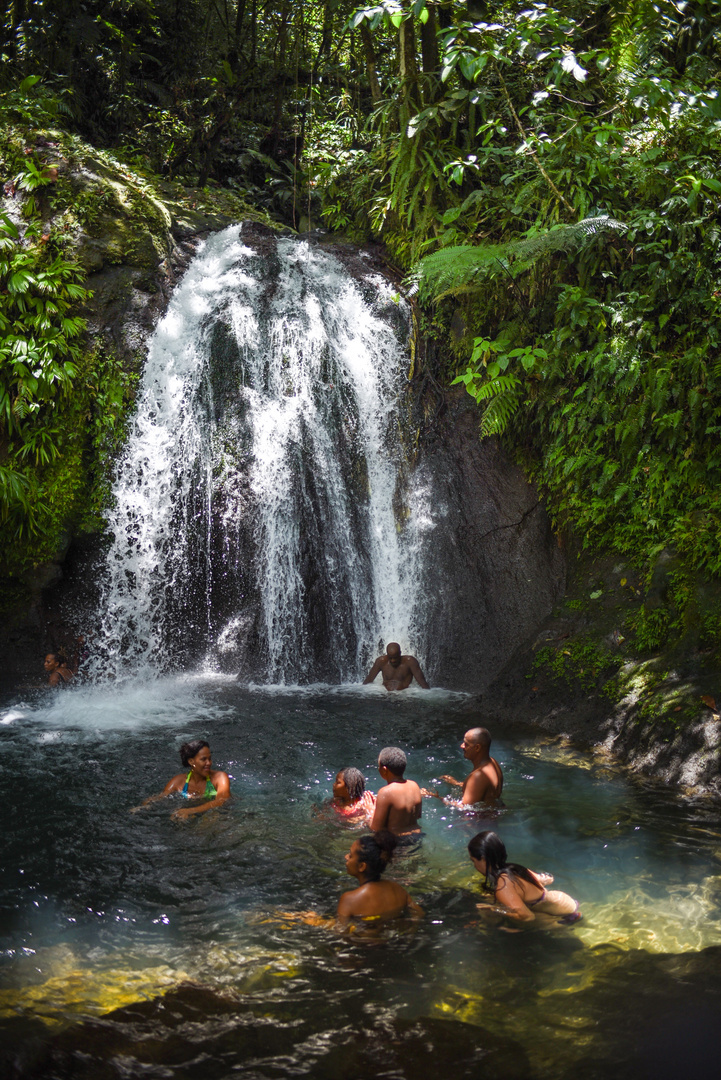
93,226,427,683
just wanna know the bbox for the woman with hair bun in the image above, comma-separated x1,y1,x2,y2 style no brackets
134,740,230,819
337,831,424,922
468,830,581,925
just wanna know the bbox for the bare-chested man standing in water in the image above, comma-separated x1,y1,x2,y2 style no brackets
363,642,429,691
370,747,422,835
422,728,503,807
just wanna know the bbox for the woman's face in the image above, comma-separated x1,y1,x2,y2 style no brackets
470,854,487,876
344,840,366,879
333,772,349,800
44,654,59,672
188,746,213,776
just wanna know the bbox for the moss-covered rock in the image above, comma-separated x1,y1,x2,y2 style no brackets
0,122,285,676
484,545,721,797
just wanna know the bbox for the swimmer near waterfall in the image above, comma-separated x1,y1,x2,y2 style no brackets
363,642,429,691
132,740,231,820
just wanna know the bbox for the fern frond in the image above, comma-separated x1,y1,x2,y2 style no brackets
411,216,628,302
473,373,519,401
480,387,519,437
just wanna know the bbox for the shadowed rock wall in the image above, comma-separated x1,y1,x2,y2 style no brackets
417,392,566,692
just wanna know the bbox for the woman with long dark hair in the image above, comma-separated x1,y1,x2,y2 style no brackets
134,740,231,819
468,831,581,925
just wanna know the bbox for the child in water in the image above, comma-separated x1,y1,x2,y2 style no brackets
332,767,376,822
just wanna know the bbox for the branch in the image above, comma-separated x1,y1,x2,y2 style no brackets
492,59,575,217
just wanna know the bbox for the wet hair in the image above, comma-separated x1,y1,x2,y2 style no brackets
339,767,365,803
180,740,210,767
378,746,406,776
356,830,397,881
465,727,491,750
467,831,538,891
386,642,401,657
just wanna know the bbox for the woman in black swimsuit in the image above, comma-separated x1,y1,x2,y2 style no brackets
468,831,581,925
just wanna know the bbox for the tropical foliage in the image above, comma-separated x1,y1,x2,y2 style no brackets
1,0,721,604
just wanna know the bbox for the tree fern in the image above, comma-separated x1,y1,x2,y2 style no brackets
411,217,628,303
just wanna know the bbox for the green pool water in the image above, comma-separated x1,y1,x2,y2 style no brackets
2,676,721,1079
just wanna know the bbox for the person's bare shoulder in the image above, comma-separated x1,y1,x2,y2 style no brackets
163,772,187,795
462,768,491,804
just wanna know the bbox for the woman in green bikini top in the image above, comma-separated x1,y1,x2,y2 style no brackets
135,739,231,819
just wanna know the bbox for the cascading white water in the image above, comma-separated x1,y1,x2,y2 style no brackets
93,226,428,682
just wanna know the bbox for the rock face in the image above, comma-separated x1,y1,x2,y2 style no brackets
0,140,242,687
416,392,566,692
481,550,721,797
1,221,567,691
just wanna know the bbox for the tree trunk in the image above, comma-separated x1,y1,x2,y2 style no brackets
312,0,333,80
420,1,440,104
421,2,439,75
398,2,419,129
359,22,382,102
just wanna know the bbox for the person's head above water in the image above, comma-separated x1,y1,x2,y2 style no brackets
462,727,491,756
180,740,211,768
468,830,536,889
378,746,407,777
44,653,59,671
334,767,366,803
346,830,398,881
386,642,402,668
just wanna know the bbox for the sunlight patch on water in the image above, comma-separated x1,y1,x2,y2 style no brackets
0,940,304,1027
574,877,721,953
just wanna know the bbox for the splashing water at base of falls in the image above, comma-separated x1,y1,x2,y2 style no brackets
93,228,428,682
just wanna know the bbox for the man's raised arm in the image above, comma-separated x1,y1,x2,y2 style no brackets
363,657,384,685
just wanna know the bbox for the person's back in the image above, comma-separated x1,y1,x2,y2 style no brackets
338,878,417,921
371,747,422,834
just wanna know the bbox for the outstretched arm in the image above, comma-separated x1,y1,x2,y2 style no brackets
130,773,185,813
439,774,462,787
409,657,429,689
363,658,384,685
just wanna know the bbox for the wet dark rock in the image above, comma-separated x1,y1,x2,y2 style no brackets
418,390,566,693
482,549,721,797
10,982,531,1080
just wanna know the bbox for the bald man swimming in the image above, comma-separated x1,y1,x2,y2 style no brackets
422,727,503,806
363,642,429,691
